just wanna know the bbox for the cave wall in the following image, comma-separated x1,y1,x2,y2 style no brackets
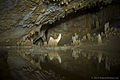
47,4,120,45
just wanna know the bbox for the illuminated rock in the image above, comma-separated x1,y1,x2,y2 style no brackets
48,34,61,46
98,34,102,45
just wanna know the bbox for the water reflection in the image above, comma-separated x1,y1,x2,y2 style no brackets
105,56,110,71
71,49,111,72
97,51,102,63
48,50,61,64
72,49,80,59
19,48,120,80
26,49,119,71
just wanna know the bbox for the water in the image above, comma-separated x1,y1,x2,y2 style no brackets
39,49,120,80
1,46,119,80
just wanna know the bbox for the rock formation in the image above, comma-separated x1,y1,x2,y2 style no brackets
48,34,61,46
98,34,102,45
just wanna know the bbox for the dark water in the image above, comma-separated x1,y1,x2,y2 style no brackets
0,45,120,80
38,49,120,80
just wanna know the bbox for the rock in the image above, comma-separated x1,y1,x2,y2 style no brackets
78,39,81,44
110,27,114,32
75,33,79,39
37,42,42,46
107,27,111,32
25,40,33,45
87,33,91,40
72,33,80,45
96,19,100,29
22,35,28,42
78,49,81,54
43,41,47,46
109,32,112,37
105,34,109,39
101,32,105,37
117,33,120,38
93,33,96,36
91,37,94,42
72,36,77,45
33,0,40,4
30,38,34,42
104,22,109,32
113,32,117,36
82,35,87,41
98,34,102,45
113,28,118,32
48,34,61,46
25,52,31,55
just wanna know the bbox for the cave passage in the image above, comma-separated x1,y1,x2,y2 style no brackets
0,0,120,80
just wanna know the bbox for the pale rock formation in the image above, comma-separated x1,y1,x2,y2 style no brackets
43,41,48,46
72,36,77,45
104,22,109,32
48,34,61,46
72,35,80,45
98,34,102,45
74,33,79,39
87,33,91,40
82,35,87,41
101,32,105,37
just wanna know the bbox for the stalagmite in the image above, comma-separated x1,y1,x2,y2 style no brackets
48,34,61,46
43,41,47,46
82,35,87,41
104,22,109,32
98,34,102,45
87,33,91,40
72,33,80,45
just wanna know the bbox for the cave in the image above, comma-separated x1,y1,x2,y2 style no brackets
0,0,120,80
